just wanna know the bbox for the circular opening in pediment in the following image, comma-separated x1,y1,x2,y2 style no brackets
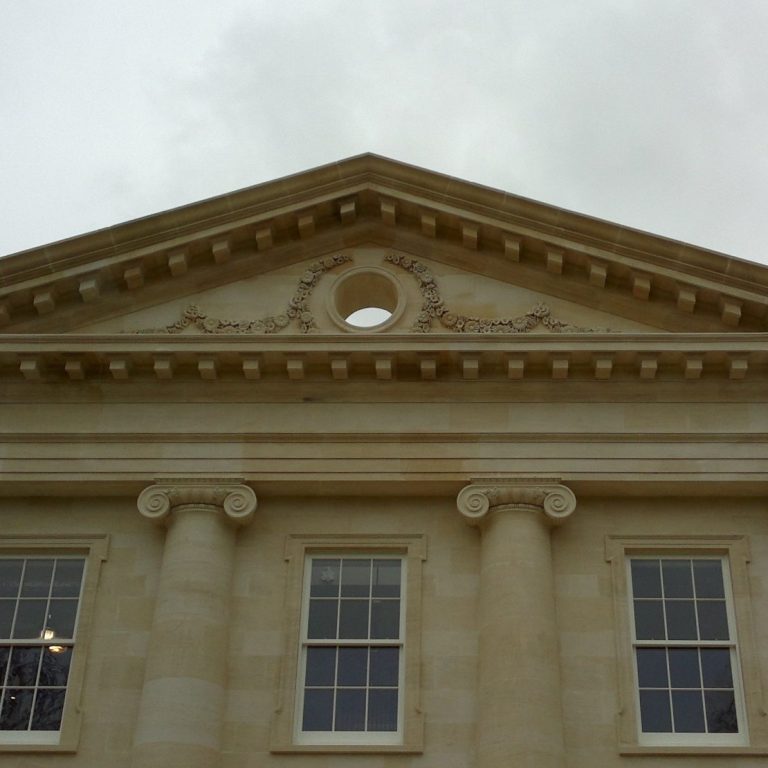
327,267,405,332
345,307,393,327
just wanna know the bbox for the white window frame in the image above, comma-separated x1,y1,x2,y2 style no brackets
627,555,747,748
270,534,425,754
606,535,768,756
295,555,405,746
0,536,108,753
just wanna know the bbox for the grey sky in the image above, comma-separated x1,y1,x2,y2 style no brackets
2,1,767,266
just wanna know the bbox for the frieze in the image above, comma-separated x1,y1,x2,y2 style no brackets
385,253,610,333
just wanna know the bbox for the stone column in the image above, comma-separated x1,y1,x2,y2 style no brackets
457,478,576,768
131,478,257,768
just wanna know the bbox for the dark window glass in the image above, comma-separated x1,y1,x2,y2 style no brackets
305,647,336,687
704,691,738,733
307,600,338,639
0,599,14,638
662,560,694,598
631,560,662,598
672,690,705,732
668,648,701,688
47,600,78,639
634,600,665,640
302,689,333,731
31,689,66,731
20,560,54,598
335,689,365,731
12,600,47,639
340,560,371,598
7,646,41,686
337,647,367,687
636,648,668,688
372,560,401,598
700,648,733,689
370,647,399,687
51,560,85,598
368,689,398,731
665,600,697,640
0,688,34,730
338,600,369,639
639,690,672,732
0,560,23,598
692,560,725,599
0,646,8,682
370,600,400,639
697,601,729,641
310,560,340,598
39,647,73,687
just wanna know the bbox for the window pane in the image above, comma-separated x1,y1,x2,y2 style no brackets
335,689,365,731
672,690,705,732
7,646,41,686
640,690,672,732
47,600,78,639
705,691,738,733
371,600,400,640
0,599,14,638
636,648,668,688
310,560,340,598
39,647,73,687
0,646,8,682
701,648,733,689
668,648,701,688
51,560,85,598
665,600,697,640
370,647,399,687
13,599,47,639
302,689,333,731
662,560,694,598
337,647,368,687
20,560,54,598
31,689,66,730
340,560,371,598
368,689,398,731
634,600,665,640
697,601,729,641
372,560,401,598
0,688,34,730
631,560,662,598
305,647,336,687
338,600,369,639
307,600,338,639
0,560,23,598
693,560,725,599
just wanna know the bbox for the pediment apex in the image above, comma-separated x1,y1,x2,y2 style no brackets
1,154,767,334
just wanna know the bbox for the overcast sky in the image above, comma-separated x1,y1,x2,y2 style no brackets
2,1,767,266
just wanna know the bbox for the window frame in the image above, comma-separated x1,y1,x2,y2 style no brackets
0,535,108,753
606,535,768,756
270,534,425,754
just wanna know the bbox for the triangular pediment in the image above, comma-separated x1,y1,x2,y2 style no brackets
1,153,767,336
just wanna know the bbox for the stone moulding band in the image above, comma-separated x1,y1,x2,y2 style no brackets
457,479,577,526
137,478,257,525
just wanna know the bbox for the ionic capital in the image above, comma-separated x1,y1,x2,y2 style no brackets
457,478,576,527
137,477,257,526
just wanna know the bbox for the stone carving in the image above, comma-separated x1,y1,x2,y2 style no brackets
136,254,351,334
457,480,577,526
385,253,609,333
137,479,257,526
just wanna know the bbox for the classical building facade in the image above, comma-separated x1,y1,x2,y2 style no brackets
0,155,767,767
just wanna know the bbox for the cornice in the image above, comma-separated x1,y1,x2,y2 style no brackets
0,333,765,383
0,155,766,334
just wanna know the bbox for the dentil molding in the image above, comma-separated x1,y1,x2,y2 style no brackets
137,477,257,526
457,478,577,526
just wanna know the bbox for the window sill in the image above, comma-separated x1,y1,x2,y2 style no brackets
619,744,768,756
270,742,423,754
